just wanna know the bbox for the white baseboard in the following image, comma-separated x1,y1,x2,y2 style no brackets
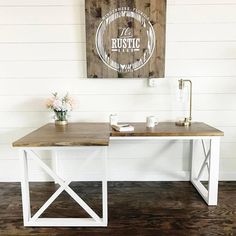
1,171,236,182
107,171,190,181
219,172,236,181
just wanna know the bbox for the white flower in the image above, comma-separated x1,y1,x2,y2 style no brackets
53,99,63,111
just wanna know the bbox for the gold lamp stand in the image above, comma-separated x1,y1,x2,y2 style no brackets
175,79,192,127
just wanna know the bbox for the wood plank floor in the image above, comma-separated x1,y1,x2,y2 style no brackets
0,181,236,236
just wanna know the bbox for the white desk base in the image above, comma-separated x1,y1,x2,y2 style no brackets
19,136,220,227
19,147,108,227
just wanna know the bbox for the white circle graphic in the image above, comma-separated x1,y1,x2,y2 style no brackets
95,7,156,73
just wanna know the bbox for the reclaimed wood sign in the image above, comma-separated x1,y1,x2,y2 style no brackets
85,0,166,78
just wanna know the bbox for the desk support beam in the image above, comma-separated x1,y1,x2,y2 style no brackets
52,151,59,184
20,150,31,225
208,137,220,205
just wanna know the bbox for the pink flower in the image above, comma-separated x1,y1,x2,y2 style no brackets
46,92,75,112
68,97,76,110
46,98,54,109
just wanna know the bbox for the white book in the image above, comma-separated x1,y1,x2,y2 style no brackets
111,124,134,132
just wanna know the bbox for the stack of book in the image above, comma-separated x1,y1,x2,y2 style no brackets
111,124,134,132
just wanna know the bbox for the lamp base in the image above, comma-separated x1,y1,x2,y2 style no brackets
175,118,191,127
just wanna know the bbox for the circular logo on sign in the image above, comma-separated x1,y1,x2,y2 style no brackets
95,7,155,73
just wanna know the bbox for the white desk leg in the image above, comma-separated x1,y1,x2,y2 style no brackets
191,138,221,206
52,151,59,184
102,147,108,226
208,137,220,205
20,150,31,226
190,140,198,181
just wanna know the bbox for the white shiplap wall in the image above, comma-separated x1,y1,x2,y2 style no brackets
1,0,236,181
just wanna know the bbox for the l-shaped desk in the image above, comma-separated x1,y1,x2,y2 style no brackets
13,122,224,227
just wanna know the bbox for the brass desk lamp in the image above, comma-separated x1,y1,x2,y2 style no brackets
175,79,192,127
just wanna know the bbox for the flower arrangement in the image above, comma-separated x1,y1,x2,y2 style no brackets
46,92,74,125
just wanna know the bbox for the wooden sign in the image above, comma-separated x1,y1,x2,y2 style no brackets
85,0,166,78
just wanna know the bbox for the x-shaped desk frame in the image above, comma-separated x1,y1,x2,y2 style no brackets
19,147,108,227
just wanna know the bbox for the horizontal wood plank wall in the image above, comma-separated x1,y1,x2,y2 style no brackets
0,0,236,181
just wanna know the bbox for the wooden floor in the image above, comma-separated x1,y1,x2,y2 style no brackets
0,182,236,236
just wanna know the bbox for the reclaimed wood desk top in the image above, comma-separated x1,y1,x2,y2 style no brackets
110,122,224,137
13,122,224,147
13,123,111,147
